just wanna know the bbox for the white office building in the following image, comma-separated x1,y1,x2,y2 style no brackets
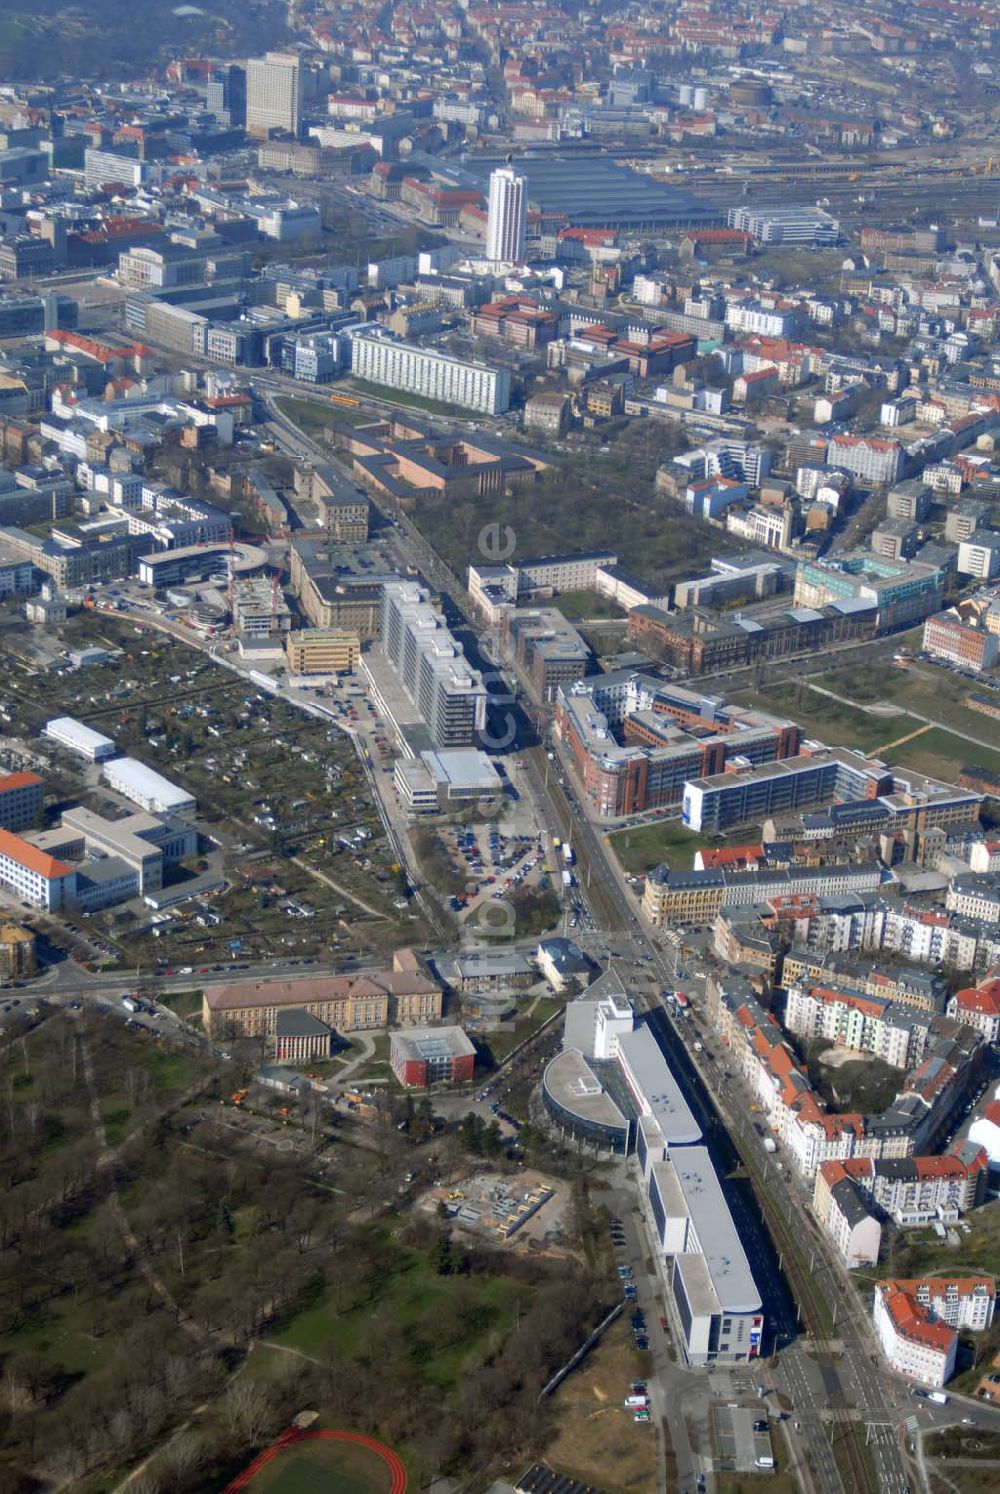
351,329,510,415
486,166,527,264
246,52,302,137
0,829,76,911
44,716,116,762
101,758,195,815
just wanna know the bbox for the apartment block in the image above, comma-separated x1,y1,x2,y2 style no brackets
351,329,510,415
380,582,487,749
873,1284,957,1388
923,612,999,673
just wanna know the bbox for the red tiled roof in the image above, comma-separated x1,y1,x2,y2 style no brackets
0,828,72,881
0,771,43,794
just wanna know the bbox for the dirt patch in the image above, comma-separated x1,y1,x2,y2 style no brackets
816,1046,860,1071
546,1319,660,1493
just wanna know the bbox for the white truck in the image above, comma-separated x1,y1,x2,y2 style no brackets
928,1391,949,1405
121,995,139,1013
763,1137,778,1154
563,842,574,865
562,868,574,890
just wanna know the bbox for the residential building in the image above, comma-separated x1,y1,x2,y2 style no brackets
923,612,999,673
486,166,527,263
380,582,487,749
784,982,927,1069
815,1150,988,1232
813,1169,882,1267
958,531,1000,580
351,329,511,415
389,1026,476,1087
948,977,1000,1044
643,860,883,929
826,435,903,488
0,922,35,984
873,1284,957,1388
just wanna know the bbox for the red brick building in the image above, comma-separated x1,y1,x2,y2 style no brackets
390,1026,476,1088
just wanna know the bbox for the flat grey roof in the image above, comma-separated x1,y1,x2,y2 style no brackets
663,1146,761,1312
543,1047,629,1133
617,1024,702,1146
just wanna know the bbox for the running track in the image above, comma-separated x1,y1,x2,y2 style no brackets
223,1427,407,1493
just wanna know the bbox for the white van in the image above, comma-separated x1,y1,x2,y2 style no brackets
755,1455,775,1470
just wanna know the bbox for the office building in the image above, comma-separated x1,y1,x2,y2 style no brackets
203,951,443,1036
351,329,511,416
43,716,116,762
83,147,144,192
0,828,75,912
727,204,839,246
503,607,592,702
101,758,195,815
246,52,302,138
381,582,487,749
389,1026,477,1088
554,673,800,821
542,985,764,1363
794,553,943,632
0,771,43,833
284,628,360,675
207,63,247,128
486,166,527,263
394,749,503,816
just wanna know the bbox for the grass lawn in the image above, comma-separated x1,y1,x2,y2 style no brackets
732,681,898,756
248,1438,395,1494
607,820,720,875
347,379,471,419
553,589,624,622
479,995,564,1068
273,395,347,438
157,987,203,1021
274,1235,516,1389
890,726,1000,782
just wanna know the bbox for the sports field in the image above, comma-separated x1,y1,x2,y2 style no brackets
253,1443,393,1494
229,1429,403,1494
